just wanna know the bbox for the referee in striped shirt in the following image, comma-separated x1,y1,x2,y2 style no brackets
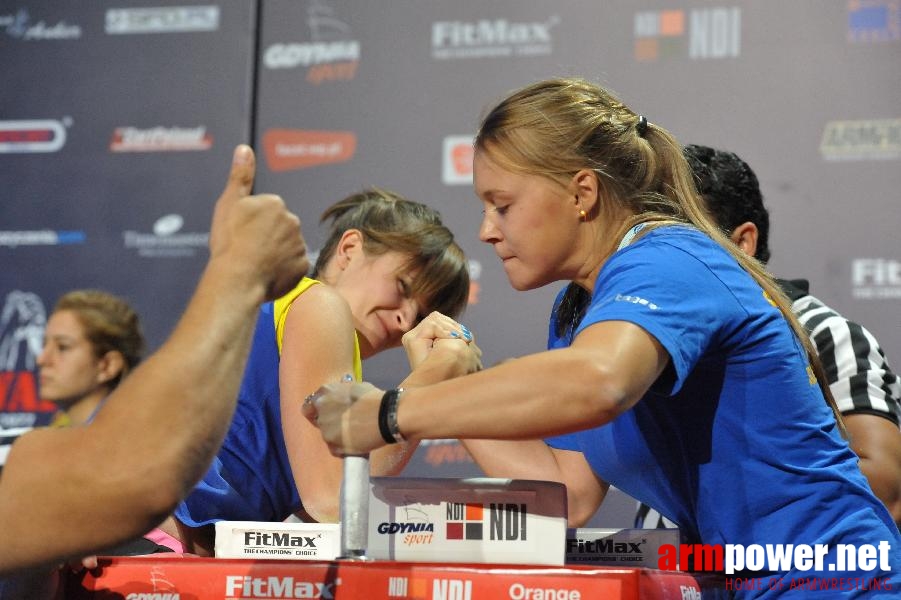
635,144,901,530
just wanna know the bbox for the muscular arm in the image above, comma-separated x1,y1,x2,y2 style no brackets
462,439,609,526
280,284,361,523
0,145,308,574
845,414,901,526
400,320,668,441
307,320,667,526
282,295,481,523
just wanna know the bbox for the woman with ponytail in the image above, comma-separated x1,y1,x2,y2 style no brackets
39,289,144,427
305,78,900,597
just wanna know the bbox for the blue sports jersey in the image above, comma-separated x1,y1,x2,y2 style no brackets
544,226,900,597
175,278,362,526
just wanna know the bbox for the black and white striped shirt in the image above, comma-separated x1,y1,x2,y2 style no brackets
783,279,901,426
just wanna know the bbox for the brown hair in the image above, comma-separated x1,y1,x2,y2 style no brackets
54,289,145,389
311,188,469,319
475,78,844,434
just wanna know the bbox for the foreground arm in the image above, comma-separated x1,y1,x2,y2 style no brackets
0,145,308,574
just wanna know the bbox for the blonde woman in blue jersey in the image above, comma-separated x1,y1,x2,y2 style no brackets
305,79,901,598
161,189,478,555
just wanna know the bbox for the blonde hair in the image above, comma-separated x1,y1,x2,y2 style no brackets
312,188,469,319
476,78,844,434
54,289,144,389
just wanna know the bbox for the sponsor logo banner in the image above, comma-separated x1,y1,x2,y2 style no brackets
819,118,901,161
123,215,208,258
445,502,527,542
0,8,81,40
467,260,482,306
214,521,341,561
367,478,567,564
66,557,642,598
225,575,341,599
263,1,359,84
105,5,221,35
567,528,680,568
432,16,559,60
0,230,85,247
262,129,356,171
110,126,213,153
441,136,473,185
634,7,740,61
852,258,901,299
0,291,55,425
0,119,68,153
847,0,900,43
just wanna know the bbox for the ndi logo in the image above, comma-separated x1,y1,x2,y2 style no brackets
634,7,740,61
445,502,527,541
388,576,430,598
433,579,472,600
852,258,901,298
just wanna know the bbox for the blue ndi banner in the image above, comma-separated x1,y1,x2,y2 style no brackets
2,0,900,528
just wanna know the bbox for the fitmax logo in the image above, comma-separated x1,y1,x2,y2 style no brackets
243,531,318,548
567,538,645,554
852,258,901,299
224,576,339,599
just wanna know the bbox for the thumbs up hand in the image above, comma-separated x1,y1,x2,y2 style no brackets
209,145,309,300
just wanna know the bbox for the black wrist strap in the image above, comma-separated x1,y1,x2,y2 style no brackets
378,388,405,444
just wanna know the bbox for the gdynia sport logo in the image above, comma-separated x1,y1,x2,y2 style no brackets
658,541,894,592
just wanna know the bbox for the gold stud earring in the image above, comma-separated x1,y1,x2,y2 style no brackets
576,195,587,221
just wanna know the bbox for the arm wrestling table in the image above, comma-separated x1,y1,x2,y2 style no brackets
63,554,729,599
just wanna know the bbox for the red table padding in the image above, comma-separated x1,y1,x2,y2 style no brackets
63,555,729,599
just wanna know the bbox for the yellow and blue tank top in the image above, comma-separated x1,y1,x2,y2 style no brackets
175,277,361,525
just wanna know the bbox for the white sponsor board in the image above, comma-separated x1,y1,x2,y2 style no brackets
214,521,341,561
368,477,567,565
566,527,680,568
